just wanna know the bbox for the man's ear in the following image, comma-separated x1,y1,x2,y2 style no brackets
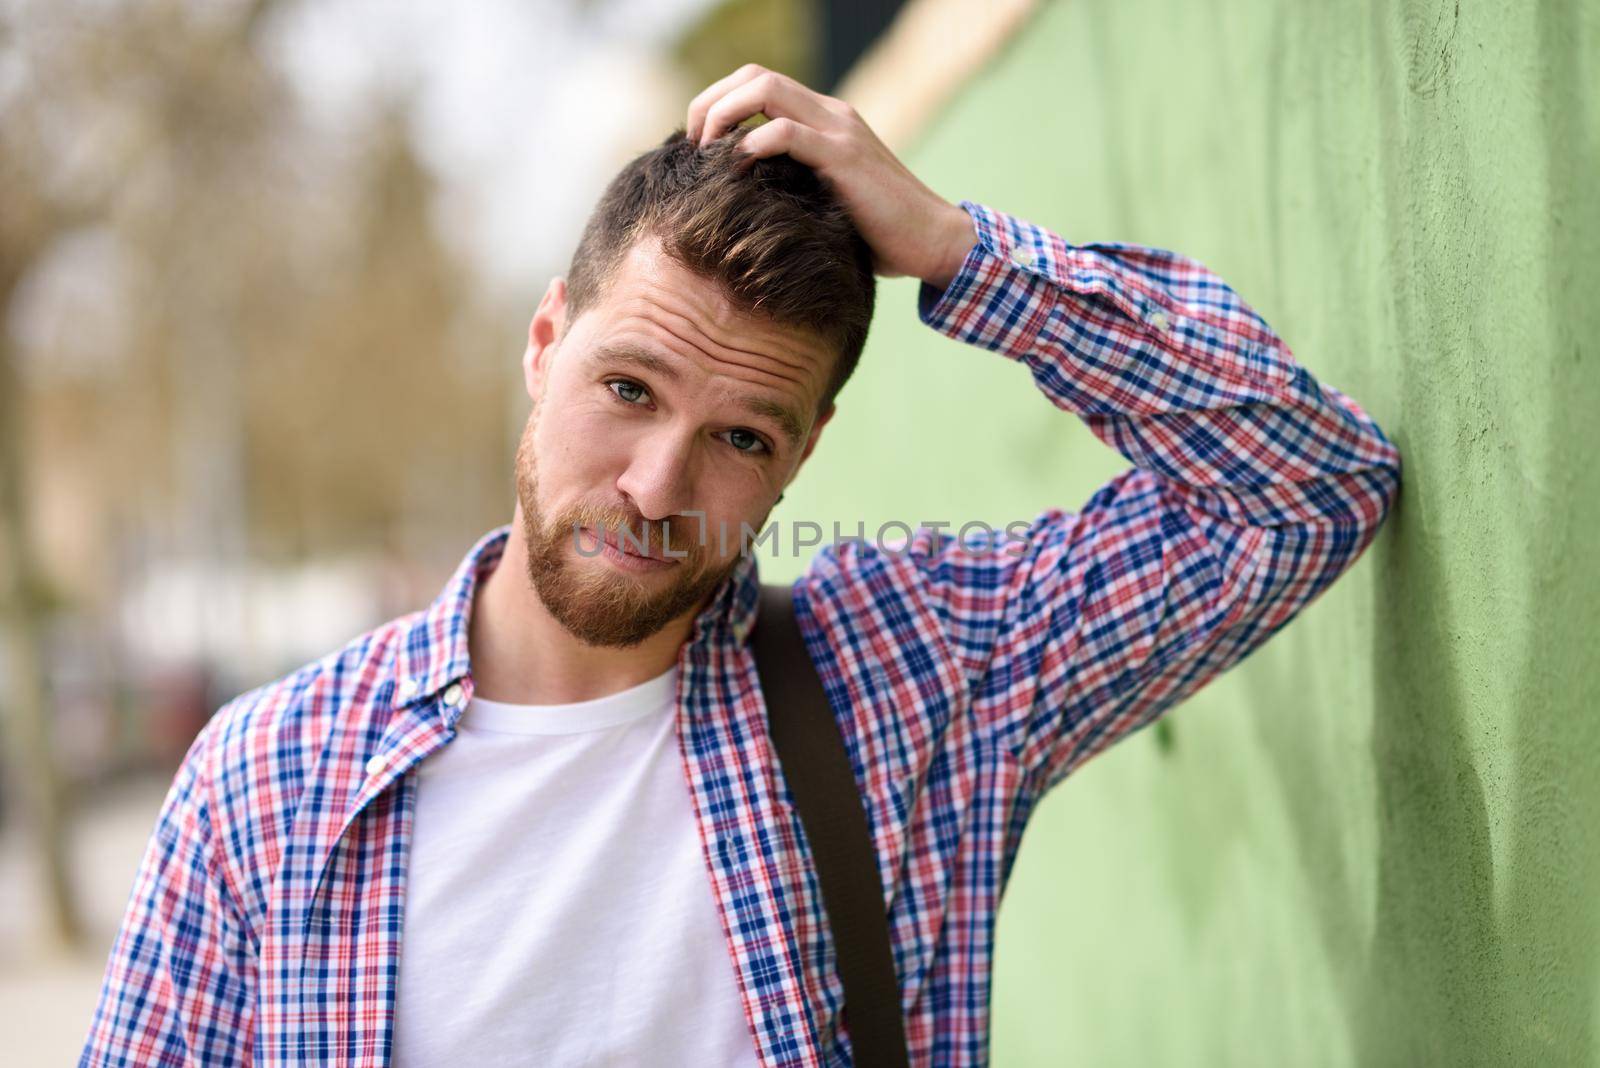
522,276,568,402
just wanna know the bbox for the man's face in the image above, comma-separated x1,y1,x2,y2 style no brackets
515,235,837,647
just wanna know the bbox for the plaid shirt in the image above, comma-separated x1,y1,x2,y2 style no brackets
81,200,1400,1067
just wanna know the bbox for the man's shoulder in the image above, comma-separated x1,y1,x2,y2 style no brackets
194,606,424,897
205,608,422,780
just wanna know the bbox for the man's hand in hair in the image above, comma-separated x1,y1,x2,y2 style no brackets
687,64,977,291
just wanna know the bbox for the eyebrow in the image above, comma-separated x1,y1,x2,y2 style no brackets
591,343,807,451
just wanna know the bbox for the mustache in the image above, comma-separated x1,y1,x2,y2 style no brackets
556,503,709,560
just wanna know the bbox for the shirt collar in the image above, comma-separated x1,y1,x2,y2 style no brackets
391,524,763,713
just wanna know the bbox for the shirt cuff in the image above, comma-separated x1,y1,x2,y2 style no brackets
915,199,1059,357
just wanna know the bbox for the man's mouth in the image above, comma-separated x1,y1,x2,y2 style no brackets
580,524,682,570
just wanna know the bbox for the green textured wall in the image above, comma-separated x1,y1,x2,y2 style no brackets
764,1,1600,1063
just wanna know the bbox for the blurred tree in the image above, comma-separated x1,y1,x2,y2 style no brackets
2,0,280,955
0,0,508,949
673,0,821,101
244,102,506,563
0,0,296,954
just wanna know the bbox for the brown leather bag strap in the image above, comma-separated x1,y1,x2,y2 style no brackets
751,584,910,1068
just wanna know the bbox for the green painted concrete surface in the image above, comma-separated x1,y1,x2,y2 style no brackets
762,0,1599,1063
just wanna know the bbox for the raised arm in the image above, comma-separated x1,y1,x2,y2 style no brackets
688,64,1401,796
894,199,1401,793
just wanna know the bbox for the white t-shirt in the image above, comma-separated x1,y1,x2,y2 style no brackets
392,666,762,1067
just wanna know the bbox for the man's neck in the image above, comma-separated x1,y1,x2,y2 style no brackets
467,518,697,706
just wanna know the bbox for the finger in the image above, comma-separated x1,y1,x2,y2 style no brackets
686,64,768,143
733,116,829,169
698,71,836,148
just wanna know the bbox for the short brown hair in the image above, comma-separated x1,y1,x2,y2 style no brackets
564,126,876,417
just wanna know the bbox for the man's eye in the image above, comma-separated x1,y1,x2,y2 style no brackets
607,380,648,405
723,428,769,455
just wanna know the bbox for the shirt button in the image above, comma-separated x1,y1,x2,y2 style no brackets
398,678,420,700
1148,310,1171,332
365,754,386,777
443,682,465,708
1008,245,1035,268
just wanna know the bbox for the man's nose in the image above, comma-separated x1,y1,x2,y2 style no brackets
615,432,696,522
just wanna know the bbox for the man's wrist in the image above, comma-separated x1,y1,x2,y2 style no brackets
919,202,978,292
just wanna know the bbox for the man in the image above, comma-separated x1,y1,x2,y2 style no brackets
80,65,1400,1067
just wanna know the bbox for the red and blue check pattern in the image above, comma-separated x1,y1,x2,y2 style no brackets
80,200,1399,1067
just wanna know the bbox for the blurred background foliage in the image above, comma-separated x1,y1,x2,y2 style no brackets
676,0,819,92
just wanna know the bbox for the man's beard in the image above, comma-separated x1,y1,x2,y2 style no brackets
514,418,739,647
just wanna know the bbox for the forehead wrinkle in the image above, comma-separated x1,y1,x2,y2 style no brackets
667,324,828,450
619,291,821,387
672,334,823,448
620,259,829,384
589,342,682,381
